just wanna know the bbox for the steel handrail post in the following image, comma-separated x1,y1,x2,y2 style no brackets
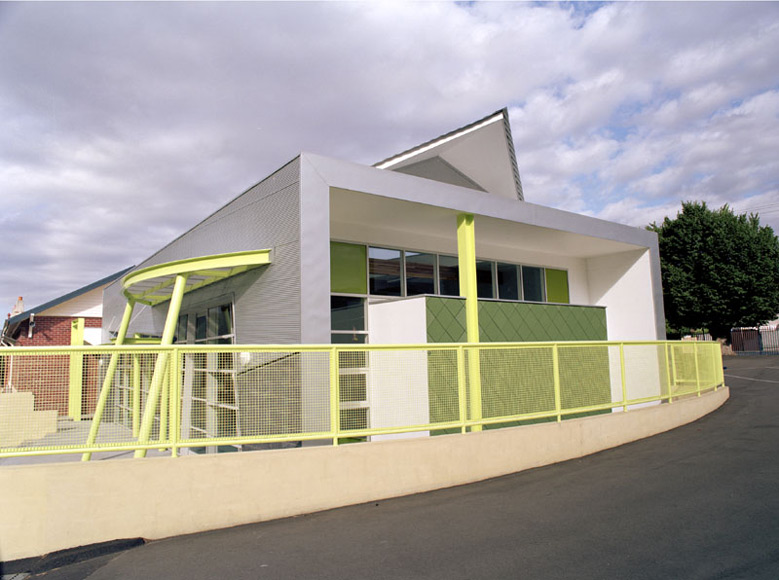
330,346,340,446
664,342,674,403
694,341,702,396
170,347,181,457
620,343,628,412
552,344,562,422
456,346,468,433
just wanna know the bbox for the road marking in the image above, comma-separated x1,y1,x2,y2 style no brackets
725,374,779,384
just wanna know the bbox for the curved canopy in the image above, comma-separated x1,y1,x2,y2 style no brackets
122,249,272,306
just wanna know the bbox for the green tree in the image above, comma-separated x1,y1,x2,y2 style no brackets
648,201,779,340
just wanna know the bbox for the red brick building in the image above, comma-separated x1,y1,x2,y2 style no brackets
1,268,131,415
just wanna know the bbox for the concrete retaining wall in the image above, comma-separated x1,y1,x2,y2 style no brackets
0,387,728,562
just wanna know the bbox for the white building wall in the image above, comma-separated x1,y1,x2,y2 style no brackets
42,286,105,318
368,298,430,440
586,249,659,341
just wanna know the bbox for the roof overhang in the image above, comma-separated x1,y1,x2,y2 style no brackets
122,249,272,306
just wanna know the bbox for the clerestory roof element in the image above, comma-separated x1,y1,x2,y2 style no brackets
374,108,524,201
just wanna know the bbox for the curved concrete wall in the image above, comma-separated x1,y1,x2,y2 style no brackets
0,387,728,562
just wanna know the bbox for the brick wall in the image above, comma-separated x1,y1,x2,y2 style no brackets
3,316,103,415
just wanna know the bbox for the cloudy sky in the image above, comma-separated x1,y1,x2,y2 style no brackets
1,1,778,313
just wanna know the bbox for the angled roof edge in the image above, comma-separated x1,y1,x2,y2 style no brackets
4,266,134,328
373,108,524,201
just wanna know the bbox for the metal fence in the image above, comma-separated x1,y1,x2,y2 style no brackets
730,327,779,354
0,341,724,461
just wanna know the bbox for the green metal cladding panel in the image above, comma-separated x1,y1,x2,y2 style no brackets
426,297,607,343
425,297,610,429
330,242,367,294
478,301,607,342
545,269,570,304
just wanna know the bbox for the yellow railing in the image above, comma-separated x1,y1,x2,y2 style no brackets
0,341,724,460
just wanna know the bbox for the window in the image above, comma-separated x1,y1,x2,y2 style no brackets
438,255,460,296
406,252,436,295
497,263,519,300
369,247,402,296
522,266,545,302
331,296,367,344
181,301,238,454
476,260,495,299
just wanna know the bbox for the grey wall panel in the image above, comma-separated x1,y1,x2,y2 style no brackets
103,158,302,343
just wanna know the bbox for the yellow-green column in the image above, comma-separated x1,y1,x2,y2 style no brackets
135,274,188,458
82,301,134,461
68,317,85,421
457,213,482,431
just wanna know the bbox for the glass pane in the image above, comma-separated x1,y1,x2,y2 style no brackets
438,255,460,296
476,261,494,299
331,296,365,331
369,247,402,296
545,269,570,304
216,304,233,336
175,314,188,344
406,252,435,295
195,315,207,341
522,266,545,302
497,263,519,300
331,242,368,294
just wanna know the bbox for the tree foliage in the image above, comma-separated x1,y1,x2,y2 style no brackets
648,201,779,340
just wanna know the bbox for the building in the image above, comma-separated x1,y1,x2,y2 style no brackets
101,109,666,445
2,268,131,416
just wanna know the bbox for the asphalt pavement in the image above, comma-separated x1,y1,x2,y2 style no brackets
16,356,779,579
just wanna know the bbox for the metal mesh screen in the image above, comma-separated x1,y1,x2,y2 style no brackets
1,342,724,460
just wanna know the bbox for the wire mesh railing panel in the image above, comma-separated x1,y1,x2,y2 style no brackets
668,343,702,397
622,344,667,404
357,348,444,435
179,350,331,451
558,344,615,413
0,341,724,460
478,346,555,420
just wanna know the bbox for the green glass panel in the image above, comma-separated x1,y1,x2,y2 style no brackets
545,269,570,304
330,242,367,294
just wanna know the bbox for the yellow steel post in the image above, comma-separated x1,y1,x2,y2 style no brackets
134,274,187,458
169,347,180,457
693,341,702,396
552,344,562,422
669,342,678,394
457,213,482,431
132,353,141,437
330,347,340,446
456,346,468,433
159,356,170,445
619,343,628,412
82,301,134,461
68,318,85,421
664,343,674,403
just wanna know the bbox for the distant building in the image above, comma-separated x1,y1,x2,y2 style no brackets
1,268,131,415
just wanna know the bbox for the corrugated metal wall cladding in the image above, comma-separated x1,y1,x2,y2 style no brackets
236,241,301,344
136,158,301,269
103,159,303,342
